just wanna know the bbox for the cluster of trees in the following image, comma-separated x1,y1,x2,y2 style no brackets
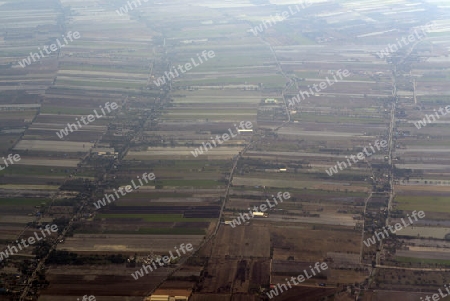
46,250,126,265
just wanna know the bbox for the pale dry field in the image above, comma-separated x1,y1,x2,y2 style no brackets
212,224,271,257
0,184,59,190
396,164,450,170
271,226,360,262
263,213,357,227
396,247,450,260
0,215,37,224
395,185,450,193
14,140,94,152
59,234,205,253
16,158,80,167
278,127,364,137
126,146,242,160
396,226,450,239
232,176,369,192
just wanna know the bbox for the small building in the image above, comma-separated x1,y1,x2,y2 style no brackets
253,212,268,218
92,147,118,158
264,98,278,104
237,129,253,134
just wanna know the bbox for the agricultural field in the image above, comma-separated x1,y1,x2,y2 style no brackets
0,0,449,301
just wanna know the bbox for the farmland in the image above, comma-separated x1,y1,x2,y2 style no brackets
0,0,449,301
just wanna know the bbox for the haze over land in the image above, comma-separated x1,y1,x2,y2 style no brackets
0,0,450,301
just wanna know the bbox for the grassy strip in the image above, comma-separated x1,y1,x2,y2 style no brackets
0,198,48,206
396,256,450,266
159,179,223,188
97,214,213,223
396,196,450,213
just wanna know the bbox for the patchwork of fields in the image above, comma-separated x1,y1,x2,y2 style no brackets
0,0,450,301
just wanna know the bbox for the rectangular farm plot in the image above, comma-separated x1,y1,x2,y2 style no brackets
212,225,270,258
14,140,94,153
58,234,204,253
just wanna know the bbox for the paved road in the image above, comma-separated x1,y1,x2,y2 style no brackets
371,33,427,285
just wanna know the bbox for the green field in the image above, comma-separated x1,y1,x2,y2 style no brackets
55,79,144,90
395,195,450,213
0,198,48,206
40,106,99,115
396,256,450,266
159,179,224,188
0,111,38,120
